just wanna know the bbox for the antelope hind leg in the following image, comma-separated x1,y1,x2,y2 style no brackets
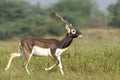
22,53,33,74
5,52,23,70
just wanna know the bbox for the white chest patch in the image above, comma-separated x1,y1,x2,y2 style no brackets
32,46,68,57
55,48,68,57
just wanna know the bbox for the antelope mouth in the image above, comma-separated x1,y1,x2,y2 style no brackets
78,35,83,38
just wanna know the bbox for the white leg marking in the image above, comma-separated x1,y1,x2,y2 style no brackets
5,52,23,70
58,56,64,75
45,55,58,71
45,64,56,71
25,66,30,74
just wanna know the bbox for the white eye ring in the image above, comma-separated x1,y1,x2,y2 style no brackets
71,29,76,34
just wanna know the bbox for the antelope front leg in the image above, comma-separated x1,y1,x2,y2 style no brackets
45,64,57,71
45,56,64,75
45,54,59,71
58,56,64,75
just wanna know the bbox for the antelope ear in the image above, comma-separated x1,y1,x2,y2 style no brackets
66,24,70,33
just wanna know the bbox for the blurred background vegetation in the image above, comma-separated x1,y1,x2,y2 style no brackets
0,0,119,40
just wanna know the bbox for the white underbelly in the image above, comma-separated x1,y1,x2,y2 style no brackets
33,46,51,56
32,46,68,57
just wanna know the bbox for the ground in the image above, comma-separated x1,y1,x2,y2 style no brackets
0,29,120,80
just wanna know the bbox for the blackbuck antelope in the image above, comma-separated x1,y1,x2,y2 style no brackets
5,10,82,75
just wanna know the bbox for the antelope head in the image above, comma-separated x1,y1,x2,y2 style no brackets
51,10,82,38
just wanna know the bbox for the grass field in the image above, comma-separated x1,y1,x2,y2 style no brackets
0,28,120,80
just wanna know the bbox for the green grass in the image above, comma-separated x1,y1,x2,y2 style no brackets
0,29,120,80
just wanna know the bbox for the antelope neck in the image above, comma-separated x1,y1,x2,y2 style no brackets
59,33,73,49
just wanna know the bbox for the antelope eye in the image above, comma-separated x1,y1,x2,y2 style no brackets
71,29,76,34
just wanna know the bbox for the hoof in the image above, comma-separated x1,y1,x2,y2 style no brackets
45,68,50,71
5,68,8,71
